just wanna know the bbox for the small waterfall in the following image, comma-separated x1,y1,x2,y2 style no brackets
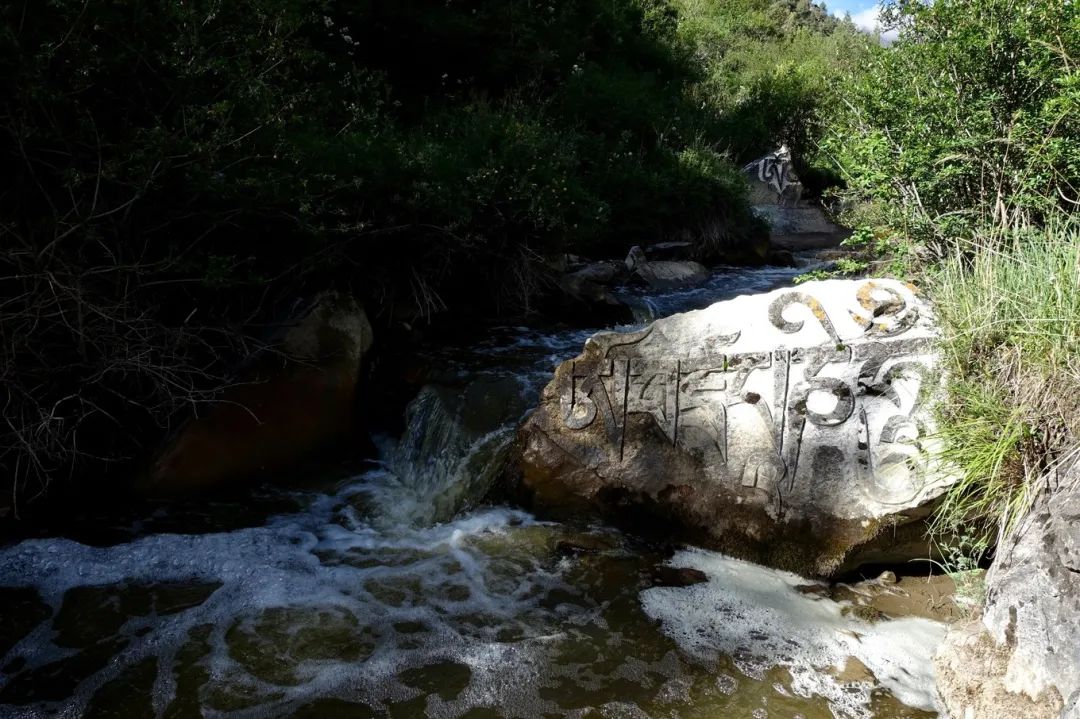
358,383,523,527
623,295,659,324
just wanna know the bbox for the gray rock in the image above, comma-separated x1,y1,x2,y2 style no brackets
752,204,839,235
518,278,955,576
935,620,1064,719
743,145,803,207
968,460,1080,716
568,260,625,286
625,246,709,289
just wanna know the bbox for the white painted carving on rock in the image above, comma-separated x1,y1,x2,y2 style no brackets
520,279,954,575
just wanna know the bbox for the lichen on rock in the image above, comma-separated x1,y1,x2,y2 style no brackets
518,278,956,576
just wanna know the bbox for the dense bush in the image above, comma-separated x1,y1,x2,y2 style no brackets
822,0,1080,242
675,0,868,160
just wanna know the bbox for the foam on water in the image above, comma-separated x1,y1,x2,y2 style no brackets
0,488,574,717
0,494,945,718
640,548,947,719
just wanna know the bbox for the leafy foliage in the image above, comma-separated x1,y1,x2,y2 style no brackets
674,0,869,160
822,0,1080,242
929,223,1080,547
815,0,1079,564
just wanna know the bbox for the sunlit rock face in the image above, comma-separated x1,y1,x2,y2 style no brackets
519,278,954,576
936,461,1080,718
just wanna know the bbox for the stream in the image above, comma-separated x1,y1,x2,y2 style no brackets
0,259,946,719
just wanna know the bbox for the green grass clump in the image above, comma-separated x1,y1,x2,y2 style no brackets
928,220,1080,547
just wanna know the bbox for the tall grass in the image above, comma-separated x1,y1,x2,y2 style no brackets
928,219,1080,547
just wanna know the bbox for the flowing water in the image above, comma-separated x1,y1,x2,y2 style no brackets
0,259,946,719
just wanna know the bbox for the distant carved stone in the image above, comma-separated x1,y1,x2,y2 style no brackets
518,279,955,576
744,146,850,253
744,144,802,206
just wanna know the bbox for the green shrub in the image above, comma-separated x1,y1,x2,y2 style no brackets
823,0,1080,244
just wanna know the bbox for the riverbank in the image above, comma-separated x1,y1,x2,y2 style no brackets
921,224,1080,718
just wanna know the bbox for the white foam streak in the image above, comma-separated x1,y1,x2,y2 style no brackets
640,548,946,718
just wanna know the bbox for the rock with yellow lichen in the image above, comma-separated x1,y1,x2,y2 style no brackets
516,278,956,577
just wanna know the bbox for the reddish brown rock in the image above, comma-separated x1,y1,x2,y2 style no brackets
141,292,372,494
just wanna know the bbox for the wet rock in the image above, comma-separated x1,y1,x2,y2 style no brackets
625,246,709,289
767,249,797,267
554,533,618,557
546,272,635,327
568,261,626,286
943,460,1080,716
518,279,954,577
649,565,708,588
643,241,695,262
829,656,876,684
142,291,373,494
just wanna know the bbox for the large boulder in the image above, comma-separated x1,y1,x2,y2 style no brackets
141,291,373,494
518,278,954,576
936,461,1080,717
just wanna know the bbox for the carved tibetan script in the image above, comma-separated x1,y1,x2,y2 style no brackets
556,284,937,505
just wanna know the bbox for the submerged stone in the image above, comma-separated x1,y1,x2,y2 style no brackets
517,278,954,576
649,565,709,588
